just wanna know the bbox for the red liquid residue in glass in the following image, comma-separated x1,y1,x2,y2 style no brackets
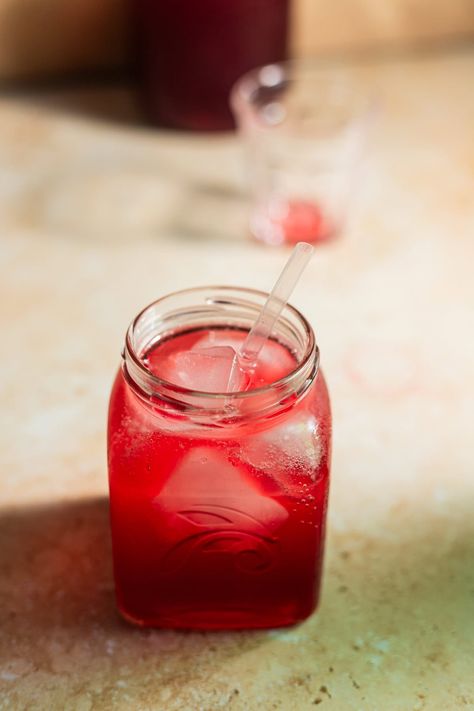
278,200,334,244
253,199,337,246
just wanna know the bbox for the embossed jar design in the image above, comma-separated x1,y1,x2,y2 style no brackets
107,287,331,629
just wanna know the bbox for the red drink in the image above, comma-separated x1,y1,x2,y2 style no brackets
108,288,331,629
134,0,289,131
251,199,337,246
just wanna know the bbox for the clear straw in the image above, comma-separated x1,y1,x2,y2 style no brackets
227,241,314,391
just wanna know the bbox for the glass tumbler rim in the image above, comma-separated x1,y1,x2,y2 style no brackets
123,285,319,411
230,58,377,130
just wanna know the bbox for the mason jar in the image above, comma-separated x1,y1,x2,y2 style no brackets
107,286,331,629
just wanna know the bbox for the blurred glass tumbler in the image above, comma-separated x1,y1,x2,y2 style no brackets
135,0,289,131
231,63,374,246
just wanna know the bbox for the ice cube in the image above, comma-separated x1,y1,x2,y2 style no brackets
167,346,243,393
239,415,322,490
189,330,245,352
153,448,288,572
157,447,287,525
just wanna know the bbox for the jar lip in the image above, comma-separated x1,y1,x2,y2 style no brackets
124,285,318,401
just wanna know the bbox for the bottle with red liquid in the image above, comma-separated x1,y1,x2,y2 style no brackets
107,287,331,629
134,0,290,130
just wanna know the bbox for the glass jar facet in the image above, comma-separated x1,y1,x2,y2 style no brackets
107,287,331,629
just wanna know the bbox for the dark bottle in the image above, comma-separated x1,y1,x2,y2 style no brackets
135,0,290,131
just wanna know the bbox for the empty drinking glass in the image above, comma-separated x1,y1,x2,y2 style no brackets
231,62,374,246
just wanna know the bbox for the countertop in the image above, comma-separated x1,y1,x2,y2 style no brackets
1,49,474,710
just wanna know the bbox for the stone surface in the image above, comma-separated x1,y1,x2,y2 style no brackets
0,49,474,710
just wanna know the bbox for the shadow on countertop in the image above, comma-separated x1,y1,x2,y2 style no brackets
2,494,474,708
0,498,116,637
0,74,147,128
0,498,267,708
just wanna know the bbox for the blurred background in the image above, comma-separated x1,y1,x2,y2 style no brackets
1,0,473,243
0,0,473,82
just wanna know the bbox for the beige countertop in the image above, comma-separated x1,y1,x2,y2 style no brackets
1,49,474,711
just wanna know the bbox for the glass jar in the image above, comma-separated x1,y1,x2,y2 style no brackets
107,287,331,629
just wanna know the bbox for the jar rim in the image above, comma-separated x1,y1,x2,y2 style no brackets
124,285,318,403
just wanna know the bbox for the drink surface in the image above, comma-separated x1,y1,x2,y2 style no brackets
108,326,331,629
144,327,296,391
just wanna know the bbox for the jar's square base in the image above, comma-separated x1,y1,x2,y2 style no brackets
118,599,318,630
